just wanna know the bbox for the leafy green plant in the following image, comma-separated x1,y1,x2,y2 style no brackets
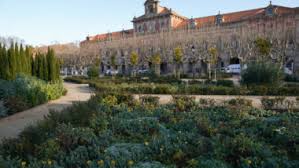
1,93,298,168
172,96,196,112
241,62,283,86
87,65,99,79
226,98,252,107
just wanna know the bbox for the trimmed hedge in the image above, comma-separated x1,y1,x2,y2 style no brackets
90,82,299,96
66,77,299,96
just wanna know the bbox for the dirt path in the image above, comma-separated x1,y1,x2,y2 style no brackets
0,82,93,141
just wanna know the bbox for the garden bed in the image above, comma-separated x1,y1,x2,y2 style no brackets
0,93,298,167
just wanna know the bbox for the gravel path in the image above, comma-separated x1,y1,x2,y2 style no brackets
0,82,93,141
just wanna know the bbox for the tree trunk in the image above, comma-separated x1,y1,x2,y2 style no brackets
192,64,196,79
155,64,160,77
208,63,211,80
176,63,181,80
214,68,217,81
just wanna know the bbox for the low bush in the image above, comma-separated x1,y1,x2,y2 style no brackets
4,96,30,115
226,98,253,107
0,101,8,118
284,74,299,82
261,97,277,110
261,97,297,111
199,98,216,107
172,96,196,112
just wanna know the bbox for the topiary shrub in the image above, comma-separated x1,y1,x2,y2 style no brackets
241,62,283,86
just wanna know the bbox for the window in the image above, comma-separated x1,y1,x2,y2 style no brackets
138,26,143,32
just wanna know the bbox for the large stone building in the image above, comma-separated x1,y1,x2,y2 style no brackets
78,0,299,77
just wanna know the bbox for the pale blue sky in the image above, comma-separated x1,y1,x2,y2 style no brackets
0,0,298,46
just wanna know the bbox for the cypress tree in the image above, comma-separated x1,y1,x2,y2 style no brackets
43,54,48,81
25,46,32,75
14,43,20,75
47,47,56,81
19,44,25,74
8,43,16,80
0,44,3,78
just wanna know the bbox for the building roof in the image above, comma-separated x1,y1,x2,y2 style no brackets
86,29,134,42
132,6,187,23
174,5,297,29
84,4,297,43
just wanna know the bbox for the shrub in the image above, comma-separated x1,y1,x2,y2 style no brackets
1,93,298,168
261,97,276,110
0,101,8,118
217,80,234,87
172,96,196,112
101,95,118,107
241,62,283,86
284,74,298,82
132,161,171,168
199,98,216,107
226,98,253,107
105,143,147,167
4,96,30,115
140,96,160,107
87,65,99,79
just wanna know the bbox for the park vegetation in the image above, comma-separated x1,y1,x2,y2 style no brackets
0,93,298,167
0,43,60,82
0,42,65,117
65,76,299,96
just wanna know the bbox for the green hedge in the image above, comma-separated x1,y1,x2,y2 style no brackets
65,76,299,96
90,82,299,96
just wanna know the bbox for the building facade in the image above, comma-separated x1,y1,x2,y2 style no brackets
78,0,299,77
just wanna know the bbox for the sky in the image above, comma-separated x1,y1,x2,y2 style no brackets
0,0,298,46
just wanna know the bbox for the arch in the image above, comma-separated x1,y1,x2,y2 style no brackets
160,62,168,74
230,57,240,64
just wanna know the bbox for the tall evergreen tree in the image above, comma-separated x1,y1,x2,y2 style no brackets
8,43,16,80
43,54,48,81
0,44,4,78
14,43,20,75
19,44,25,74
